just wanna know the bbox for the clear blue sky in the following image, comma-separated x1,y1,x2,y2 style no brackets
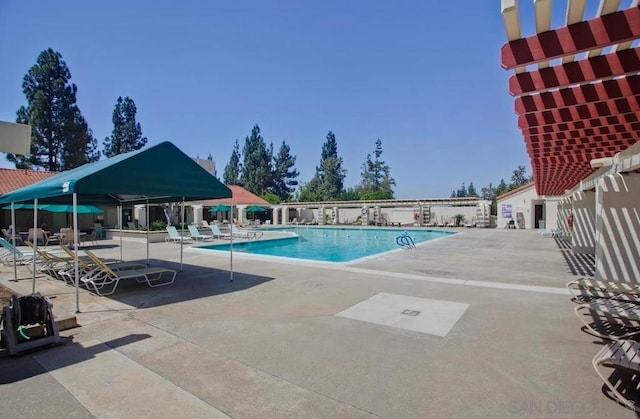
0,0,573,198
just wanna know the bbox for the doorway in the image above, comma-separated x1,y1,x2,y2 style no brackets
534,204,544,229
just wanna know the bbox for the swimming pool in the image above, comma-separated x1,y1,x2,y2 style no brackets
199,227,454,263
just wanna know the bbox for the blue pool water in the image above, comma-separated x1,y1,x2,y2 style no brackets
200,227,454,262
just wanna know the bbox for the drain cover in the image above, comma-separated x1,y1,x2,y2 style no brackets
401,309,421,317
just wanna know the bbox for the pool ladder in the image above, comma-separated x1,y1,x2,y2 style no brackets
396,233,415,249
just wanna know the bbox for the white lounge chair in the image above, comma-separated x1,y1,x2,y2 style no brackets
209,224,231,239
187,225,213,241
165,226,193,243
592,340,640,412
81,253,176,296
574,299,640,340
566,278,640,303
230,224,263,239
200,220,210,227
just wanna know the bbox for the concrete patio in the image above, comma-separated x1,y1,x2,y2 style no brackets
0,228,634,418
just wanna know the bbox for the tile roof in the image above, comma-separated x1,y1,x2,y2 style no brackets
0,168,56,194
496,182,536,201
194,185,270,206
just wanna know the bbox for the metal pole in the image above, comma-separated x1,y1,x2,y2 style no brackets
230,200,233,282
118,204,123,261
11,203,17,281
180,199,185,271
146,200,150,266
73,193,80,313
32,198,38,293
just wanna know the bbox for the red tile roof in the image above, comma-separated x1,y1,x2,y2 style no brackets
0,168,56,194
496,182,536,201
195,185,269,206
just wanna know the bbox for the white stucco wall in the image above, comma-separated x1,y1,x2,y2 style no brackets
572,190,596,255
496,185,543,229
595,173,640,284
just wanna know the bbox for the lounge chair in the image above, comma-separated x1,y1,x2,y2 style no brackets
187,225,213,241
200,220,210,227
81,254,176,296
230,224,263,239
165,226,193,243
574,299,640,340
566,278,640,303
209,224,231,239
0,237,40,265
24,241,70,278
592,340,640,412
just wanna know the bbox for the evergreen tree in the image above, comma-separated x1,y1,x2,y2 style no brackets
271,140,299,201
223,140,241,185
510,165,529,188
7,49,99,171
359,139,395,200
467,182,478,197
103,96,148,157
456,182,468,198
240,125,272,195
304,131,346,201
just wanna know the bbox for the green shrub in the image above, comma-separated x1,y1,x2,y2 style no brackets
150,220,167,231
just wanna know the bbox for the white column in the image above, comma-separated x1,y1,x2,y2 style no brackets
319,206,325,225
238,206,246,224
134,205,146,227
192,205,203,226
273,206,280,225
282,206,288,225
572,190,596,255
595,173,640,283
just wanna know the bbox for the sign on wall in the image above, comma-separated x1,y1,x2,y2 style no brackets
501,204,512,219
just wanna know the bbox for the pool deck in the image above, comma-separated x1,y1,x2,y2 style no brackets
0,228,634,418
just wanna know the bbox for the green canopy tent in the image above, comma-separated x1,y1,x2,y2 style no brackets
2,204,104,213
0,141,233,312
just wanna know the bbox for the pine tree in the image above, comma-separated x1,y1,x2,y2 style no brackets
240,125,272,195
359,139,395,200
302,131,346,201
7,49,99,171
510,165,529,188
223,140,241,185
103,96,148,157
271,141,299,200
467,182,478,197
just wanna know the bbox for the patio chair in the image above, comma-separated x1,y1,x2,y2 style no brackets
574,298,640,340
81,254,176,296
592,340,640,412
165,226,193,243
209,224,231,239
28,228,46,246
187,224,213,241
24,241,72,279
1,228,23,246
200,220,210,227
566,278,640,303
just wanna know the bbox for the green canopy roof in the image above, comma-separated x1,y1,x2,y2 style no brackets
0,142,232,205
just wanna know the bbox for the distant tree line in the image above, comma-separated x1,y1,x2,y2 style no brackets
450,165,533,215
223,128,396,203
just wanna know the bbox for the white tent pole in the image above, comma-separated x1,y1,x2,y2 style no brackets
180,199,185,271
73,193,80,313
118,204,123,261
32,198,38,293
230,200,233,283
146,200,150,266
11,203,17,282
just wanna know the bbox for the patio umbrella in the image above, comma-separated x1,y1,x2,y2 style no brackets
245,205,266,221
209,204,231,212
